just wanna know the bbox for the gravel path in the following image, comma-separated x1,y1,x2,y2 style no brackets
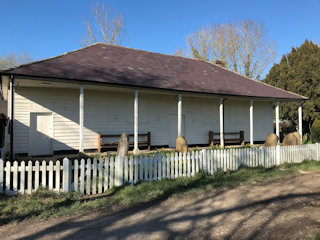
1,172,320,240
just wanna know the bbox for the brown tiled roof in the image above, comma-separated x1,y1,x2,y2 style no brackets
2,43,306,100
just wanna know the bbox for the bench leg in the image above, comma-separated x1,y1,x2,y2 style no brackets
98,133,101,153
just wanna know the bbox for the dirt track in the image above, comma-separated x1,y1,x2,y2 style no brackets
1,172,320,240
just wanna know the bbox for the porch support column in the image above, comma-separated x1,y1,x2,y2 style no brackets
178,94,182,137
298,102,303,142
10,75,14,161
133,90,139,154
275,101,280,144
250,99,254,145
220,98,225,148
79,85,84,152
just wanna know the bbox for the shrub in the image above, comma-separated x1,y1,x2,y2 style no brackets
311,119,320,143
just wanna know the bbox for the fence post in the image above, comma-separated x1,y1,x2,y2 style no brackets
317,143,319,161
63,158,71,192
115,155,123,187
276,145,281,166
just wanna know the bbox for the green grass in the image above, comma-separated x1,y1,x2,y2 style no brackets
1,160,320,226
315,229,320,240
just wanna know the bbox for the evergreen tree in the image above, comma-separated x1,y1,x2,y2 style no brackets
264,39,320,133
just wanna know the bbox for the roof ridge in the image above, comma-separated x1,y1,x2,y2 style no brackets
96,43,209,63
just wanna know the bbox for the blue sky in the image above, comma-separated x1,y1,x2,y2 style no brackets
1,0,319,74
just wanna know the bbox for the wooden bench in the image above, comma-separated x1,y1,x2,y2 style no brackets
209,131,244,146
98,132,151,152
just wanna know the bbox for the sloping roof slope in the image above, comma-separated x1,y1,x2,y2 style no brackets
2,43,306,100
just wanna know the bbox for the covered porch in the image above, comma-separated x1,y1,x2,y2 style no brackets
5,76,304,157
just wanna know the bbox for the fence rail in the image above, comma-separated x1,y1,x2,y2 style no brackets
1,143,319,195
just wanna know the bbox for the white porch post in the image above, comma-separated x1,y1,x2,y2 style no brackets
134,90,139,154
275,101,281,165
250,99,254,145
220,98,224,148
9,76,14,160
275,101,280,144
178,94,182,137
79,85,84,152
298,102,303,141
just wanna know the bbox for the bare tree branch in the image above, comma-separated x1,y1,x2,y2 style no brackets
186,26,211,61
173,48,186,57
0,53,33,70
81,3,126,46
184,20,276,79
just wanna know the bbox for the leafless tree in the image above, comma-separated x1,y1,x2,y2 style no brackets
239,20,276,79
0,52,33,70
186,25,211,61
173,48,187,57
185,20,276,79
81,3,126,46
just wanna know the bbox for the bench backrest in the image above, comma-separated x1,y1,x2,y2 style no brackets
97,132,151,152
99,133,150,139
209,131,244,145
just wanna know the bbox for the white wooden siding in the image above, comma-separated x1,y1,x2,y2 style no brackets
14,88,79,153
253,101,274,141
225,99,273,142
13,86,273,154
225,99,251,142
83,91,175,148
14,91,30,153
183,97,219,145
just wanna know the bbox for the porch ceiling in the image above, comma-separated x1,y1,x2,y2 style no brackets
14,77,295,102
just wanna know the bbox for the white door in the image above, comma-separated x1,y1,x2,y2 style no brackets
169,114,185,147
29,113,52,156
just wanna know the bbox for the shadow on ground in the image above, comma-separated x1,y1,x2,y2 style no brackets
13,173,320,240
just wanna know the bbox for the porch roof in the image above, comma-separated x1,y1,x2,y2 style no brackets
2,43,307,101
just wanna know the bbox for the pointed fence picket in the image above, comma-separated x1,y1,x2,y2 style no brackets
80,159,85,194
1,143,320,195
20,161,25,194
139,155,143,181
149,155,153,181
27,161,32,194
104,157,109,191
98,158,103,194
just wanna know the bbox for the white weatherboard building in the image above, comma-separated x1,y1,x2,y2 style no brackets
0,43,306,157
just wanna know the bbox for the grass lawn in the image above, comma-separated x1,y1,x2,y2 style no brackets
1,160,320,228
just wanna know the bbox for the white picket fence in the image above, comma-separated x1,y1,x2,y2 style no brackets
1,143,319,195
